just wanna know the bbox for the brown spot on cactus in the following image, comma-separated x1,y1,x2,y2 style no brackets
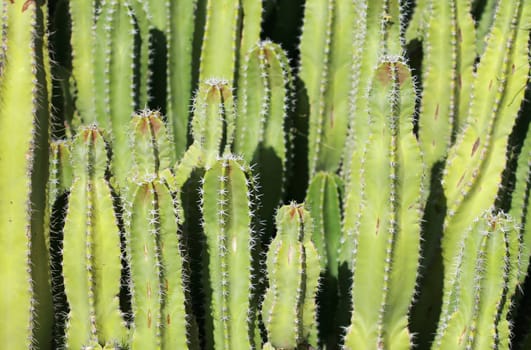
471,137,480,156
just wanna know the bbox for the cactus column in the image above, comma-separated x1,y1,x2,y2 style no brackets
0,0,53,348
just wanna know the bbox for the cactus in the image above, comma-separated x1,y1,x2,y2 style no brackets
341,58,424,349
440,0,530,321
2,1,531,349
234,40,293,237
127,179,193,349
433,209,521,350
304,171,343,347
62,126,126,348
0,0,53,348
199,154,259,349
261,203,321,349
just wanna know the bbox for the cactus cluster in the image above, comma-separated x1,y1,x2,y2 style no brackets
1,0,530,349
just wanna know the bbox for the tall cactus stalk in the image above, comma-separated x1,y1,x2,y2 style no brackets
0,0,53,348
62,126,126,348
261,203,321,350
127,179,193,349
234,40,293,237
342,58,424,349
198,0,262,84
200,155,259,349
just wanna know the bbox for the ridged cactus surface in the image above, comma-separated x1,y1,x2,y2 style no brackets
1,0,530,349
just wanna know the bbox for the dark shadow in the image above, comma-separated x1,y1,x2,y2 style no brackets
410,161,447,350
148,28,168,115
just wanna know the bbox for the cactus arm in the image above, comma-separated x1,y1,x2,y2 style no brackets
302,238,321,348
69,0,97,122
167,0,197,158
454,0,476,131
62,179,95,349
405,0,428,42
128,0,151,108
442,0,530,272
0,1,53,347
383,61,424,349
107,0,136,190
418,0,456,169
191,80,236,167
475,0,497,55
262,205,305,349
201,156,255,349
343,59,422,349
510,123,531,284
155,181,191,349
235,41,292,235
91,178,127,345
129,183,163,348
199,0,239,82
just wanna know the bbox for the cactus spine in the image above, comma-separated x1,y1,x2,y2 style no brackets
262,203,321,349
200,155,258,349
62,126,126,348
342,58,424,349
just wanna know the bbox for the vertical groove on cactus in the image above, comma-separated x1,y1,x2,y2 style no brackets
342,58,423,349
200,155,257,349
262,203,321,349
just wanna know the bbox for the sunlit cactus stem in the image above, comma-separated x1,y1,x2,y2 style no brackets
433,210,520,350
62,126,126,348
200,155,259,349
234,40,293,238
127,179,194,349
262,203,321,350
0,0,53,348
342,58,424,350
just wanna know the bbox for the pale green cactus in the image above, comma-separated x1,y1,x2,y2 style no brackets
200,154,259,349
341,58,424,350
62,126,126,348
433,209,521,350
262,203,321,350
0,0,53,348
234,40,293,236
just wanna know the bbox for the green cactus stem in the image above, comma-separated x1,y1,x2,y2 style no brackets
341,58,424,349
127,178,193,349
433,210,520,350
510,122,531,284
166,0,198,158
0,0,53,348
172,79,236,192
200,154,258,349
234,40,293,237
68,0,97,123
441,0,530,304
198,0,262,84
62,126,126,348
417,0,476,170
261,203,321,349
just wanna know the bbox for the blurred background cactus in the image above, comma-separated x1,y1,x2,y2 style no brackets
0,0,530,349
